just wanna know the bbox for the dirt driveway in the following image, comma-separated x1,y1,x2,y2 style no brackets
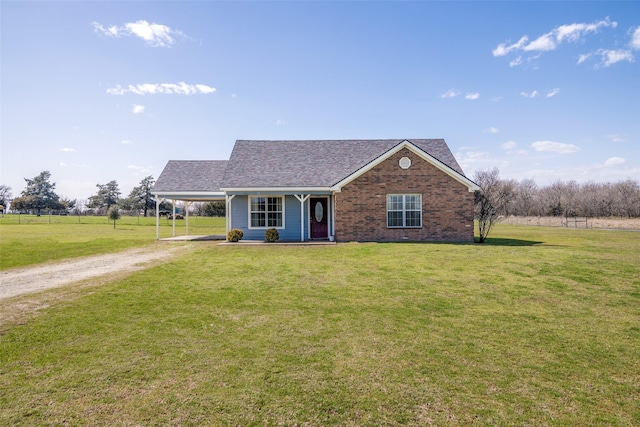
0,244,192,301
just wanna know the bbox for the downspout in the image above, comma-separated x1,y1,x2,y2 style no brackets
331,192,337,241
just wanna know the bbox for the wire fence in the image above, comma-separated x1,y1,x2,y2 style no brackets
502,216,590,228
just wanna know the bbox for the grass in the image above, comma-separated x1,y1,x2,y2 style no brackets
0,215,225,270
1,225,639,425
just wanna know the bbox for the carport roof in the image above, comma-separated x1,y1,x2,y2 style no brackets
152,160,227,199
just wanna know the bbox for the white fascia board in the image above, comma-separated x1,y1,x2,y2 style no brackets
151,191,226,200
330,140,480,192
220,187,331,193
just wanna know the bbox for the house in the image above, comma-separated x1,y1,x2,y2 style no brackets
152,139,479,242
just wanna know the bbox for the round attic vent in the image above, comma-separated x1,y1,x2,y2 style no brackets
399,156,411,169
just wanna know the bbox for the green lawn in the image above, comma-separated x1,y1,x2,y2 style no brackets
1,225,639,425
0,215,225,270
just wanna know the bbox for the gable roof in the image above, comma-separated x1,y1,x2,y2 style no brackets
153,160,227,198
221,139,469,190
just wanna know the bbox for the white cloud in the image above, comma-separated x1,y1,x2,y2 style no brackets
195,84,216,94
632,27,640,50
604,157,626,167
60,162,68,167
132,104,145,114
501,141,517,150
523,32,556,52
92,20,187,47
600,49,634,67
275,119,287,126
60,147,75,152
440,89,460,98
492,36,528,57
531,140,580,154
107,82,216,95
520,90,539,98
509,56,523,67
577,52,593,64
465,92,480,100
607,134,626,143
121,140,133,145
578,49,634,68
546,88,560,98
556,18,617,42
485,127,499,134
494,17,617,64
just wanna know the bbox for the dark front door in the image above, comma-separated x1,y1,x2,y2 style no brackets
310,198,328,239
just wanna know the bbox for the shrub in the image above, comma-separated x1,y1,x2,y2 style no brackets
265,228,279,242
227,228,244,242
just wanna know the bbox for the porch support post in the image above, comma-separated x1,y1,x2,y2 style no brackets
172,200,176,237
185,201,192,236
294,194,310,242
155,198,160,240
226,195,235,237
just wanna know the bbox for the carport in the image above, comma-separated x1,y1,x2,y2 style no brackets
151,160,228,240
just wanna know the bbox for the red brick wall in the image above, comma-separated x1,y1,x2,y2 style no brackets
334,148,475,242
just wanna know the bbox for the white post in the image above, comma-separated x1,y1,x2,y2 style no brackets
185,201,191,236
226,195,235,235
294,194,310,242
155,198,160,240
172,200,176,237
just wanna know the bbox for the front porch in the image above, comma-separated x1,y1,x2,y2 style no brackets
226,193,336,242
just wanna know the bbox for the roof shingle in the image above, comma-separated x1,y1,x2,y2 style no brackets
153,139,468,193
153,160,227,193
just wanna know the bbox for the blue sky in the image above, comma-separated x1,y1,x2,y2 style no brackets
2,1,639,201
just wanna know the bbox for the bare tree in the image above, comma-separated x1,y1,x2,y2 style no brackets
512,179,538,217
474,168,515,243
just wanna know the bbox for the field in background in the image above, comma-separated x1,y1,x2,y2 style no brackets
502,215,640,230
0,215,225,270
1,224,638,425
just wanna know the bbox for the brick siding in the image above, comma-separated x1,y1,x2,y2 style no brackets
334,148,475,242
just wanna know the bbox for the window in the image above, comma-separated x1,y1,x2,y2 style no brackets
250,196,283,228
387,194,422,228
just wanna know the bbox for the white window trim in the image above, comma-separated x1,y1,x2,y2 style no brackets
248,195,286,229
387,194,422,228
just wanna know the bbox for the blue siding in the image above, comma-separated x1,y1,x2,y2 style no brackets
229,195,311,241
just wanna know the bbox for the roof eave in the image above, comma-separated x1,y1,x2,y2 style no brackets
151,191,226,201
220,186,332,193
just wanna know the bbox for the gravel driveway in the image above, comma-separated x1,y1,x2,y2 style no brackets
0,244,190,300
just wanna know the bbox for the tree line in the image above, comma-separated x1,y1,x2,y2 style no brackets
473,168,640,242
2,169,638,239
0,171,225,217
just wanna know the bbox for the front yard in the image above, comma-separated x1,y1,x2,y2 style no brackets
1,225,639,425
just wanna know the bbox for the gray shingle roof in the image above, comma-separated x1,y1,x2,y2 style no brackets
221,139,465,188
153,160,227,193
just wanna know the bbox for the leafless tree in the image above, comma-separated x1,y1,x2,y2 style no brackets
474,168,515,243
